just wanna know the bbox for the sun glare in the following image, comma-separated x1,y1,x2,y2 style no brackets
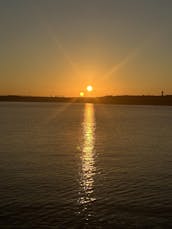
87,85,93,92
80,92,84,97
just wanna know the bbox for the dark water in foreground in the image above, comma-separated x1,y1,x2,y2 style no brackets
0,102,172,228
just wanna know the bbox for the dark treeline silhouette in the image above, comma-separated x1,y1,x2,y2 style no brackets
0,95,172,106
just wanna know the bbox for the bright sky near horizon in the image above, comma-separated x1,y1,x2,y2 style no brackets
0,0,172,96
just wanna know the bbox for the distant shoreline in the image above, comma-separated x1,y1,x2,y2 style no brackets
0,95,172,106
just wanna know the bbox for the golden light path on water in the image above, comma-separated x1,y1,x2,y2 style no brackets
79,103,96,214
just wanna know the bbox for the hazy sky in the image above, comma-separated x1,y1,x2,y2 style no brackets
0,0,172,96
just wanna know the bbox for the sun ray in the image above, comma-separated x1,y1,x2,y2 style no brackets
31,2,80,76
102,38,152,80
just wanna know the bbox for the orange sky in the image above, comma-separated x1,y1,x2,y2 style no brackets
1,1,172,96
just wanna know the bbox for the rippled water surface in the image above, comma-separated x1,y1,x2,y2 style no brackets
0,102,172,228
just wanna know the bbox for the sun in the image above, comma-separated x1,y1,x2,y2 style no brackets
87,85,93,92
80,92,84,97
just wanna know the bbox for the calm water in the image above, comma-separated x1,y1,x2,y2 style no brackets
0,102,172,228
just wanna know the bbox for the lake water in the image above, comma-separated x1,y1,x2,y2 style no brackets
0,102,172,228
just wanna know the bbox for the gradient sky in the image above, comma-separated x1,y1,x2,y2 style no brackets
0,0,172,96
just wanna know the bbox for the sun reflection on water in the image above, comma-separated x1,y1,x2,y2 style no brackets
79,103,96,211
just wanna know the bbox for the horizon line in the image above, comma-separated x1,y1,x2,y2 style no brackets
0,94,172,98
